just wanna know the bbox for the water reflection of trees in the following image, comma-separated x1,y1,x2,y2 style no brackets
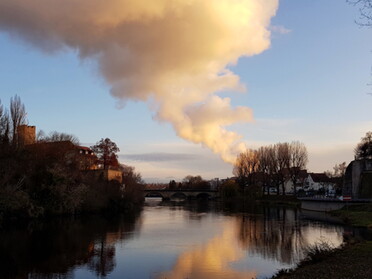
236,207,345,265
237,207,306,264
0,213,142,279
148,201,339,265
156,205,346,279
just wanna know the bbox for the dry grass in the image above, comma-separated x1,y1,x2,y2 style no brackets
271,241,372,279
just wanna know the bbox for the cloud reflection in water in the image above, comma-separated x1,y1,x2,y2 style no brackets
157,219,257,279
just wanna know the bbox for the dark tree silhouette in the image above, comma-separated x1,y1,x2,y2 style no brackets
233,149,259,189
234,141,308,195
91,138,120,169
355,131,372,159
169,180,177,189
288,141,308,195
37,130,79,145
10,95,27,145
0,99,10,144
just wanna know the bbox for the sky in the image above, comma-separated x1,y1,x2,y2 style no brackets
0,0,371,182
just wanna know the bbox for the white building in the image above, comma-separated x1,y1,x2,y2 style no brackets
303,173,335,193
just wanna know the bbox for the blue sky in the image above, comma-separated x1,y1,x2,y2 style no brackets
0,0,371,182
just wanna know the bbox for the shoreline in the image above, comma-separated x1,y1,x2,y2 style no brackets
272,204,372,279
271,241,372,279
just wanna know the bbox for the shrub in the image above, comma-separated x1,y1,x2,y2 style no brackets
301,240,336,264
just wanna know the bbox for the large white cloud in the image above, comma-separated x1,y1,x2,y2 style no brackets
0,0,279,163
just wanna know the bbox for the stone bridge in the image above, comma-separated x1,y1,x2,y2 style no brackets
144,189,220,200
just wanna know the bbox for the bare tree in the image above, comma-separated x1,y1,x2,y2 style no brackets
36,129,47,142
234,141,308,196
264,143,291,195
325,162,348,178
348,0,372,26
325,161,347,194
10,95,27,145
266,145,280,194
0,99,5,141
41,131,80,145
257,146,271,195
288,141,308,195
233,149,259,188
276,143,290,195
0,99,3,129
0,99,11,145
2,111,10,145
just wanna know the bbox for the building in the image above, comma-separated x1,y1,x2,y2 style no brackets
26,140,98,170
75,145,98,170
303,173,334,192
83,169,123,183
343,159,372,199
208,178,221,190
17,125,36,146
21,125,123,183
283,169,308,194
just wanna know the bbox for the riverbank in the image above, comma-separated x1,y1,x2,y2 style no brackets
272,204,372,279
258,195,300,207
272,241,372,279
331,204,372,228
0,200,144,229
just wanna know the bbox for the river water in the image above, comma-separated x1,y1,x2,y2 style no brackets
1,198,360,279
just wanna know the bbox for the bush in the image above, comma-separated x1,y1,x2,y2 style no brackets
301,240,336,264
220,180,239,200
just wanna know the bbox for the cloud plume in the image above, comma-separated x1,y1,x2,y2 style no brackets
0,0,278,163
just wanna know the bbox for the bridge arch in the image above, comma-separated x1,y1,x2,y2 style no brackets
170,192,188,200
196,193,211,200
144,192,165,199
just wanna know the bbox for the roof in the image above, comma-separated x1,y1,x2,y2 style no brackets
77,145,93,151
282,168,308,179
27,140,75,149
27,141,95,155
309,173,331,183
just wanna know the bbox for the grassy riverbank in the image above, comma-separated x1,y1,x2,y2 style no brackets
272,204,372,279
331,204,372,228
272,241,372,279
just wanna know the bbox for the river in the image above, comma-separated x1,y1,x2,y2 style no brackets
1,198,363,279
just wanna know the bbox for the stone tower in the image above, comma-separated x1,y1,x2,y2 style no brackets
17,125,36,146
